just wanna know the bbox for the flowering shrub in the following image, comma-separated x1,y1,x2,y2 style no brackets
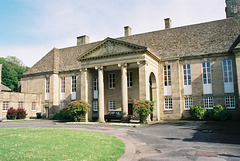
66,100,91,122
16,108,28,119
134,100,154,124
6,107,17,120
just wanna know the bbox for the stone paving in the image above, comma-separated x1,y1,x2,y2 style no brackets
0,120,240,161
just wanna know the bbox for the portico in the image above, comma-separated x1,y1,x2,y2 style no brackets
78,38,160,122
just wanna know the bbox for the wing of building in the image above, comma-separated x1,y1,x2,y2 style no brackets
19,16,240,121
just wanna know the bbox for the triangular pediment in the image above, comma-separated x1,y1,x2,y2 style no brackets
78,37,147,61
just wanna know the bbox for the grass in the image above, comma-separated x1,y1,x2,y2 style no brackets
0,128,125,161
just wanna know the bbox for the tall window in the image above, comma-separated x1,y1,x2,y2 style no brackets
61,77,65,93
45,77,50,100
93,100,98,111
127,72,133,87
18,102,24,108
204,96,214,109
71,76,76,100
225,96,235,109
164,98,172,110
202,62,211,84
222,60,234,93
184,97,193,110
3,101,9,112
202,62,212,94
164,65,171,86
93,78,98,99
183,64,191,85
32,102,36,111
109,101,116,111
109,73,115,89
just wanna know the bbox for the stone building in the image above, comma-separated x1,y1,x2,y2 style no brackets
20,15,240,121
0,64,43,118
226,0,240,18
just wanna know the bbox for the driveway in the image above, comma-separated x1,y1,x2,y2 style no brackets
0,120,240,161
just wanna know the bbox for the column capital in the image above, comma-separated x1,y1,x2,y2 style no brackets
95,66,104,70
80,68,87,72
137,60,147,66
118,63,128,68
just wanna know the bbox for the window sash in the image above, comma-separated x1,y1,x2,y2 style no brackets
222,60,233,83
32,102,36,111
109,73,115,89
204,97,214,109
93,100,98,111
93,78,98,90
61,77,65,93
46,77,50,93
164,65,171,86
184,97,193,110
225,96,235,109
3,101,9,111
183,64,191,85
127,72,133,87
109,101,116,111
18,102,24,108
164,98,172,110
202,62,212,84
72,76,76,92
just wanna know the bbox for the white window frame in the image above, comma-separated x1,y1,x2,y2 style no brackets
183,64,192,95
109,73,115,89
18,101,24,108
32,102,36,111
45,77,50,100
222,60,234,93
184,97,193,110
71,76,76,100
204,96,214,109
61,77,65,100
164,98,172,110
225,96,235,109
127,71,133,88
93,78,98,99
93,100,98,111
202,62,212,94
164,65,172,96
109,100,116,111
3,101,9,112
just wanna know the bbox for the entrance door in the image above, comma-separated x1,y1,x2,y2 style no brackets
128,103,133,115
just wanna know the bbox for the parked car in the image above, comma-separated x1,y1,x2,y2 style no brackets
104,111,134,122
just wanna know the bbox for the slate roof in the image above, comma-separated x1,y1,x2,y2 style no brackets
24,17,240,76
0,84,12,92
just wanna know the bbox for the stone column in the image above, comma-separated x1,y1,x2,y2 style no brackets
118,63,128,122
138,61,147,99
80,68,88,122
95,66,105,123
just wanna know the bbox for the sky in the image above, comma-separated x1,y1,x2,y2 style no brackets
0,0,226,67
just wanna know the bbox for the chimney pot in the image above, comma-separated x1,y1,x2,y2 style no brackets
164,18,172,29
124,26,132,36
77,35,89,46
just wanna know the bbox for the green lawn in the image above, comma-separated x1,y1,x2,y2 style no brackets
0,128,125,161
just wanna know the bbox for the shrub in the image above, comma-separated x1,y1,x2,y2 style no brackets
6,107,17,120
134,100,154,124
16,108,28,119
190,105,207,120
209,105,231,121
54,108,72,120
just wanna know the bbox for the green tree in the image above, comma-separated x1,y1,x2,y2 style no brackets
0,56,29,91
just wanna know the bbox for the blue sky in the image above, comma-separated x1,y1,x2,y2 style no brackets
0,0,226,67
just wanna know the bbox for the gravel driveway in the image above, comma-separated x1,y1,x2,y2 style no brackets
1,120,240,161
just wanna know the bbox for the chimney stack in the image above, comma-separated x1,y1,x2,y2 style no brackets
124,26,132,37
0,64,2,85
77,35,89,46
164,18,172,29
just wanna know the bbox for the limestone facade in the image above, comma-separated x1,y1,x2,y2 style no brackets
20,17,240,121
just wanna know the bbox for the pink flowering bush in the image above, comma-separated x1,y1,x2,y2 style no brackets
66,100,91,122
134,100,154,124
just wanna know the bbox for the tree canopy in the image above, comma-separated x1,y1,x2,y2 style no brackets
0,56,29,92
